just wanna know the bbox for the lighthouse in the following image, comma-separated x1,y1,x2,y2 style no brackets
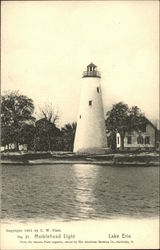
73,63,108,154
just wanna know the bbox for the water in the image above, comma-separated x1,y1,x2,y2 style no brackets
1,164,159,221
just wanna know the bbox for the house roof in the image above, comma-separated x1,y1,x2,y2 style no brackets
110,116,158,135
144,117,158,131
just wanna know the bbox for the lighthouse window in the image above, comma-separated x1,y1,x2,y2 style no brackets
97,87,100,93
89,100,92,106
79,115,81,119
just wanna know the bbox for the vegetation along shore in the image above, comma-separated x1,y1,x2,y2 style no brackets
1,91,160,163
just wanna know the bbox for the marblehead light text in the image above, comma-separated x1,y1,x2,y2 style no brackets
34,233,75,240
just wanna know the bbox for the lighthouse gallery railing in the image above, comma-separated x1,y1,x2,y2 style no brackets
83,71,101,78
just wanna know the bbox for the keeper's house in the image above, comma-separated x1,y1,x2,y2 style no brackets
116,118,160,150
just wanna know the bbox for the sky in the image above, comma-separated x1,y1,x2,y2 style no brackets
1,1,159,127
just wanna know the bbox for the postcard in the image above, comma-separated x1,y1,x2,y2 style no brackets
1,1,159,249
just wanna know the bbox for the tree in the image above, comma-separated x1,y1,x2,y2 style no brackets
128,106,146,132
1,91,35,150
38,102,59,124
34,118,61,151
107,131,116,150
106,102,129,149
61,122,77,151
19,124,36,150
1,126,13,150
106,102,145,149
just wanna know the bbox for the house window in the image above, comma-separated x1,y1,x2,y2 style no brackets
137,135,143,144
89,100,92,106
97,87,100,93
127,136,132,144
145,136,150,144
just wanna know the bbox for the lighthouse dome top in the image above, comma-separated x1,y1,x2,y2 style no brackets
83,62,101,78
87,62,97,68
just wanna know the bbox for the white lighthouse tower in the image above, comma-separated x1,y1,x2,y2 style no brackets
73,63,108,154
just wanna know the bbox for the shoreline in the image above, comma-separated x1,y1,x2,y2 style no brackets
1,151,159,166
1,161,159,166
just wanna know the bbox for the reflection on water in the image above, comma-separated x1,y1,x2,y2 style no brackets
1,164,159,221
73,164,98,217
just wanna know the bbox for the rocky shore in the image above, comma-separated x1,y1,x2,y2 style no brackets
1,151,159,166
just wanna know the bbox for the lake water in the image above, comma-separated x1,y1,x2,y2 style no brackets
1,164,159,221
